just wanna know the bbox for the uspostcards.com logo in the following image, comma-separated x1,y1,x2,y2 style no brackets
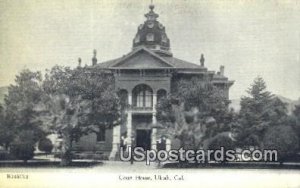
120,147,278,165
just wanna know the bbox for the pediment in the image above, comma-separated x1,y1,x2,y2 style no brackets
111,49,173,68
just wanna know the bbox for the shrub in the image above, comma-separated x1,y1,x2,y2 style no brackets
38,138,53,154
10,141,35,162
207,133,235,150
206,133,235,162
10,131,36,162
263,125,299,162
0,150,16,160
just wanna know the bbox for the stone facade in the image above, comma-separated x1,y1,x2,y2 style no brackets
74,5,234,160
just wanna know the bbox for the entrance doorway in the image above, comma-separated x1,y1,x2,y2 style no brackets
136,129,152,150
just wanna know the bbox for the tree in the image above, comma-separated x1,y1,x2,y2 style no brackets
40,66,120,165
263,125,299,162
0,104,3,124
290,105,300,151
0,70,46,150
0,104,14,150
157,77,233,150
294,105,300,120
38,138,53,154
238,77,288,148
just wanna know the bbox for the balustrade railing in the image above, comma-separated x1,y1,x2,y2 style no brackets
131,106,153,111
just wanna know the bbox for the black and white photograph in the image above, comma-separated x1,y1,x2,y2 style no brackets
0,0,300,187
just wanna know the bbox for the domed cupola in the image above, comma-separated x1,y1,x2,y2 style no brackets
132,4,172,56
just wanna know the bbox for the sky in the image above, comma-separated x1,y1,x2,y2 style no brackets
0,0,299,100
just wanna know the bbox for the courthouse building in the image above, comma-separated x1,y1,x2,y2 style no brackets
73,5,234,159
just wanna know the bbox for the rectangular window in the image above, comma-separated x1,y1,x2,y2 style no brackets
137,92,144,107
145,90,152,107
97,128,106,142
146,33,154,41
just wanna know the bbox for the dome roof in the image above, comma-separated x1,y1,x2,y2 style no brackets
132,5,172,56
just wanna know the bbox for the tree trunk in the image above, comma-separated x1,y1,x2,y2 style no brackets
60,134,72,166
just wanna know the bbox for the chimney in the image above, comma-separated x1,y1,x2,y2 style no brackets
200,54,205,67
220,65,225,76
92,49,97,66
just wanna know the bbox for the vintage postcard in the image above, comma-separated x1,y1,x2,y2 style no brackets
0,0,300,187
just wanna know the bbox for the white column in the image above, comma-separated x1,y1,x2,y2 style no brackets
127,111,132,146
152,93,157,125
152,93,157,113
109,125,121,160
128,92,132,106
112,125,120,148
151,127,157,150
127,92,132,146
166,138,171,151
151,93,157,150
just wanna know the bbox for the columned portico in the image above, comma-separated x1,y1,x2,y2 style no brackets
125,86,158,151
76,4,234,160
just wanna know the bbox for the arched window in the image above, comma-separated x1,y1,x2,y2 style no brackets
133,84,153,108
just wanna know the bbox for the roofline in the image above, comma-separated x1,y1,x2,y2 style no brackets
212,80,235,85
110,47,175,68
109,67,176,70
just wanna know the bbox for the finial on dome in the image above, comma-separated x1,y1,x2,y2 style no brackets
149,4,154,11
145,2,158,21
150,0,154,8
200,54,205,66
